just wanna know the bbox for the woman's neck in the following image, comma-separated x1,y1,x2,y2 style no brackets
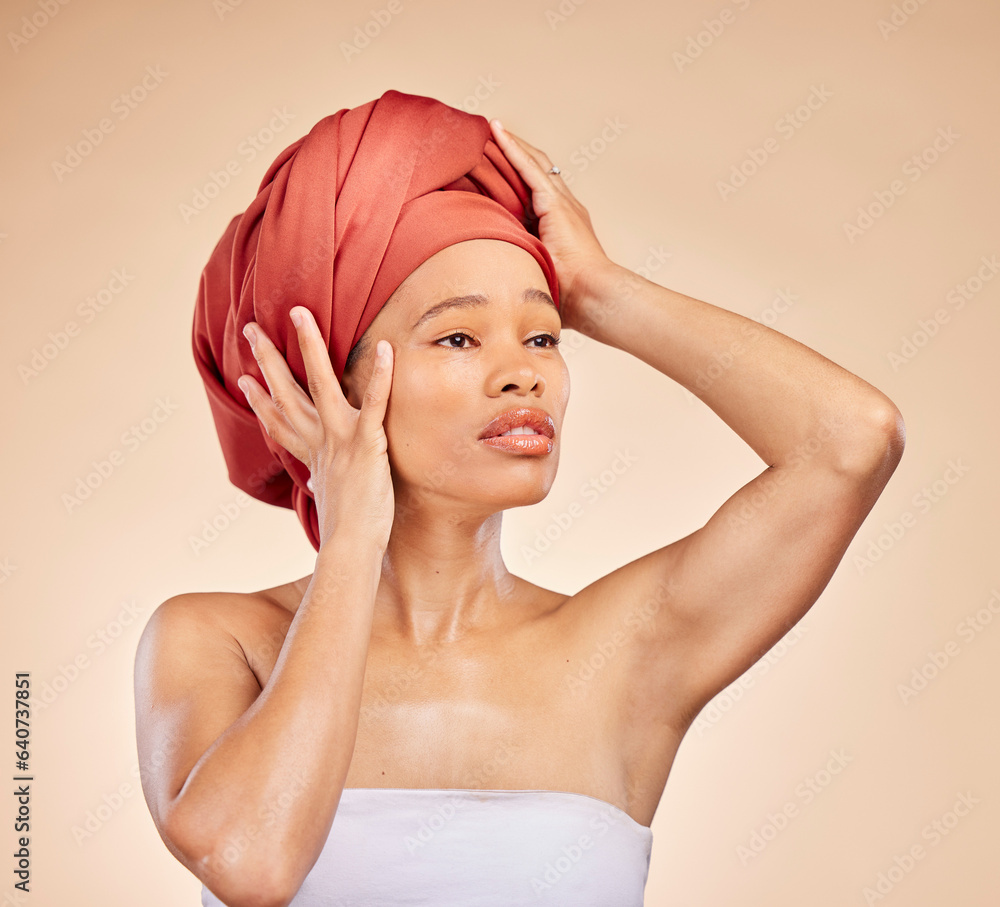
372,508,520,645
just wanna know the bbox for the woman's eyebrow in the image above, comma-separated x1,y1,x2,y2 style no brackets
411,287,555,331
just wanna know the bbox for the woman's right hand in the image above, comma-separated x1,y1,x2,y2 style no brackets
237,307,395,551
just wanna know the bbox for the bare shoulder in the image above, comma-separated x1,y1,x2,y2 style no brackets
136,582,296,690
132,583,300,845
516,557,689,824
542,541,694,745
552,544,682,655
512,559,681,718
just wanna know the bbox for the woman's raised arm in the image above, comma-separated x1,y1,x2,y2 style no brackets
134,309,396,906
559,260,905,730
134,535,382,907
571,261,904,475
488,119,904,731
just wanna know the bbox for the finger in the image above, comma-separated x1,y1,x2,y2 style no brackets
490,121,569,209
357,340,393,437
290,307,349,430
242,321,319,457
243,321,314,416
506,131,551,168
237,373,310,463
491,120,546,175
491,119,545,160
491,120,558,179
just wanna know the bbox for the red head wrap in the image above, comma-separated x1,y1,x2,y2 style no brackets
192,89,560,551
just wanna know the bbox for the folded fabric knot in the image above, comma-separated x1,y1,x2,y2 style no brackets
192,89,559,550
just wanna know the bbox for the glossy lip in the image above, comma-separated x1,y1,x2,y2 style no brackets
478,406,556,441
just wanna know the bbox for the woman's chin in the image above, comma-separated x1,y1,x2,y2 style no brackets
483,475,557,510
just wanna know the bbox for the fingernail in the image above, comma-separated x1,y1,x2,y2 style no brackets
243,324,257,346
376,341,388,360
290,310,302,328
493,119,505,134
237,377,249,395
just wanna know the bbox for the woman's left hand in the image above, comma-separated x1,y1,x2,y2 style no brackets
490,118,615,333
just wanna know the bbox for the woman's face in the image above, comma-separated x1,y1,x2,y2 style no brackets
342,239,570,516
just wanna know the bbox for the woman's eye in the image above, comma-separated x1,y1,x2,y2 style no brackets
437,332,474,348
435,332,561,349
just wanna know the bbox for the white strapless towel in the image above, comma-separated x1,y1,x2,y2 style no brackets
200,787,653,906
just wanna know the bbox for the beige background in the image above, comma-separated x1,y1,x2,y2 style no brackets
2,0,997,904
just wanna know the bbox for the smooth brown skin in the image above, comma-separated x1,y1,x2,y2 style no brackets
134,121,906,907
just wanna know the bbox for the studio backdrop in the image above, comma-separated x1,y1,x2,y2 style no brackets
2,0,997,904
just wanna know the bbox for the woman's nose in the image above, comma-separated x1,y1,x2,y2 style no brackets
500,370,542,394
496,351,545,395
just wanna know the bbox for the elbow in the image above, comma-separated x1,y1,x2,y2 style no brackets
848,396,906,484
826,397,906,480
203,881,295,907
865,398,906,472
197,849,299,907
884,401,906,459
200,861,298,907
202,885,294,907
163,808,299,907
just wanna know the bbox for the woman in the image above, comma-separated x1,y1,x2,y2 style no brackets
134,90,905,906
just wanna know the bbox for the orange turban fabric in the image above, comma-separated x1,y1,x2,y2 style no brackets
192,89,560,551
